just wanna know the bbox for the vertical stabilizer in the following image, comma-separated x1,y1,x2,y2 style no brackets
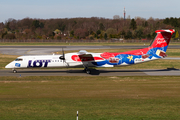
150,29,175,52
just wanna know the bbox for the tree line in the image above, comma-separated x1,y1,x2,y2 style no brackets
0,17,179,40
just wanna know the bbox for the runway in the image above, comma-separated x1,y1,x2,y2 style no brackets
1,45,180,60
1,69,180,76
0,45,148,55
1,45,180,55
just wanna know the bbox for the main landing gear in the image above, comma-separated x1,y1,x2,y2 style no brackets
12,69,17,73
84,67,91,74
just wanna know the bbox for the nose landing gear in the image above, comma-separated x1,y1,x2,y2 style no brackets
12,69,17,73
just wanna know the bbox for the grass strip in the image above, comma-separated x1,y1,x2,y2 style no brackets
0,76,180,120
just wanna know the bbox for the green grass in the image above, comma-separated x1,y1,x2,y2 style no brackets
114,59,180,69
166,49,180,57
0,54,18,69
0,76,180,120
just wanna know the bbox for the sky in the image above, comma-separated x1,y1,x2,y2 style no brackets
0,0,180,23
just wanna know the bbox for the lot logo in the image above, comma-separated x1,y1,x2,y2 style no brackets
27,60,51,68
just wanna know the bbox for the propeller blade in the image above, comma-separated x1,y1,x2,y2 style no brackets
62,48,65,58
59,48,65,62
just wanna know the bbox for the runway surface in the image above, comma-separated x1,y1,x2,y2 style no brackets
0,45,147,55
1,69,180,76
1,45,180,60
1,45,180,55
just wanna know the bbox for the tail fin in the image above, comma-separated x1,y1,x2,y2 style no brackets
150,29,175,52
100,29,175,59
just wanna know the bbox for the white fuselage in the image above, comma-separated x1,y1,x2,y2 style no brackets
5,52,104,69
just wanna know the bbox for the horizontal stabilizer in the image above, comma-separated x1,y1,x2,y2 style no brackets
156,50,167,58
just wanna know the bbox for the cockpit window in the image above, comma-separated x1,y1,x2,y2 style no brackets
15,58,23,61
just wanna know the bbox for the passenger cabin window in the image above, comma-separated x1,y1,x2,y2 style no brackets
15,58,23,61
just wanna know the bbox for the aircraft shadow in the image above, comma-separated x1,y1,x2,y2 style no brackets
13,69,100,75
12,68,179,76
96,68,180,73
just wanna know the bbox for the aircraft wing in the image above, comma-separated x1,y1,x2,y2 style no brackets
71,50,104,62
77,50,95,62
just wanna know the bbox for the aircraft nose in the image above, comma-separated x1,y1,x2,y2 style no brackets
5,63,13,68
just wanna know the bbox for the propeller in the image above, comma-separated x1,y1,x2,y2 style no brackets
59,48,65,62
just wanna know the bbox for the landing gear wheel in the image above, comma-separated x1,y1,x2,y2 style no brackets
84,67,91,74
86,70,91,74
13,70,17,73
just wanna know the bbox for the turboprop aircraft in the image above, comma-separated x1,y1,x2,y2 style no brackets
5,29,175,74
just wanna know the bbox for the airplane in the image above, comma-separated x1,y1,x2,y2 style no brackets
5,29,175,74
